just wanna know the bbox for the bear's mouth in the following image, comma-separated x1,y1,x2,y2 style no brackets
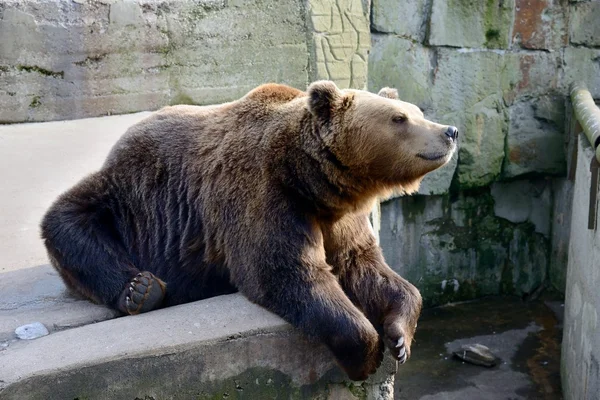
416,152,447,161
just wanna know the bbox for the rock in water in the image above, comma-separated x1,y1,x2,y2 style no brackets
15,322,49,340
453,344,498,367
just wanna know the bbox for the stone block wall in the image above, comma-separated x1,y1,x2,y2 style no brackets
0,0,370,123
562,135,600,400
369,0,597,302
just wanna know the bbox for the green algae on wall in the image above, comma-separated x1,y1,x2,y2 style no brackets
379,189,548,308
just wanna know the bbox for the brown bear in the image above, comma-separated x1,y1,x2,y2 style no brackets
40,81,457,381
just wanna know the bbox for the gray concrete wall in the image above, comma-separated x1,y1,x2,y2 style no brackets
561,135,600,400
0,0,370,123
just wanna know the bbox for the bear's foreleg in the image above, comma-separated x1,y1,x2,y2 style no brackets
324,213,422,364
230,218,384,381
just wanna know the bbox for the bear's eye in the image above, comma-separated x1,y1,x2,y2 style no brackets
392,115,407,124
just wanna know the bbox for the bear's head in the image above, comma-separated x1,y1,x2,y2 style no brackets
307,81,457,195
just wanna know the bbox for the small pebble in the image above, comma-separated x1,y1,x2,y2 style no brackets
15,322,49,340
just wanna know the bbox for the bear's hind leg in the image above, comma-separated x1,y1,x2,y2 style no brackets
41,174,166,315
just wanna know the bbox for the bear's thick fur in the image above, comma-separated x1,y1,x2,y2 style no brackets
41,81,457,380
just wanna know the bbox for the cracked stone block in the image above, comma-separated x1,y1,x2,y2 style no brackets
428,0,515,49
371,0,429,42
570,1,600,47
308,0,370,89
512,0,567,50
502,97,566,178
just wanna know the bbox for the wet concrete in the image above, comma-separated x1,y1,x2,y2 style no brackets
395,296,563,400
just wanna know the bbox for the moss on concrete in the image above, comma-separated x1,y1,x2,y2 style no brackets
29,96,41,108
17,65,64,79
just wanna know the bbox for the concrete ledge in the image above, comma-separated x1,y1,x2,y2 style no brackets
0,293,396,399
0,265,118,342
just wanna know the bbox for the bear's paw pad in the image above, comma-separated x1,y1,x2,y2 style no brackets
121,272,166,315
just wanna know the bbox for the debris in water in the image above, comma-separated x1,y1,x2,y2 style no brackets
453,344,498,367
15,322,49,340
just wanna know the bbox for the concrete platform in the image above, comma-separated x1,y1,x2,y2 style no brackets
0,292,397,399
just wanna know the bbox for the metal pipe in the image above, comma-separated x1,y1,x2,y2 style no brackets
570,82,600,163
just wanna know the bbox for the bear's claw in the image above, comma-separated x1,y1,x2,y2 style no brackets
119,271,166,315
396,336,407,364
383,317,411,365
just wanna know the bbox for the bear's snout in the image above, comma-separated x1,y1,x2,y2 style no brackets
444,126,459,141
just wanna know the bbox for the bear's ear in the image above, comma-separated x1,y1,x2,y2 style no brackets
307,80,342,120
377,87,399,100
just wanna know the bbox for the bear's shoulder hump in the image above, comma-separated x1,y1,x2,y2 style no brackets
244,83,305,105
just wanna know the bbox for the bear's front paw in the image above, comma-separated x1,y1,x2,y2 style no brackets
330,326,384,381
119,271,166,315
383,317,413,365
338,338,385,381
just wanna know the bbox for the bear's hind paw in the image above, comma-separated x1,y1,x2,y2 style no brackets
119,271,166,315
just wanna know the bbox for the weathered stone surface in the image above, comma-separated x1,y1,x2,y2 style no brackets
501,52,562,106
490,179,552,237
563,48,600,99
368,35,433,108
431,49,506,116
428,0,515,49
371,0,429,41
503,97,566,178
450,95,508,189
379,191,548,307
0,0,310,122
308,0,370,89
512,0,567,50
570,1,600,47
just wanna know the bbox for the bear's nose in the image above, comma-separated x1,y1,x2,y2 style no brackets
445,126,458,141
